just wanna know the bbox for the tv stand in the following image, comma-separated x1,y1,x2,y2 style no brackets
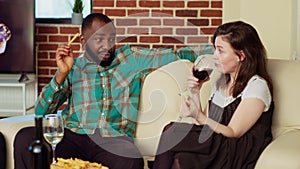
0,78,37,116
18,73,29,82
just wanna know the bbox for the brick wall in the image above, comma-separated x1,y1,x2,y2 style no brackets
36,0,222,92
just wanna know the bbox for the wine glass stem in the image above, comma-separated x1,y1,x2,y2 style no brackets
52,145,57,164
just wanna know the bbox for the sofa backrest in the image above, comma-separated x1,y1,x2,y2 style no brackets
267,59,300,138
135,59,214,156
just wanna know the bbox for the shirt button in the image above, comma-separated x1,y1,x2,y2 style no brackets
102,84,105,87
83,81,88,87
48,99,52,102
103,98,106,101
101,112,105,116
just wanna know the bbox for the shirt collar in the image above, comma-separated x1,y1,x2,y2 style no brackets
75,44,133,71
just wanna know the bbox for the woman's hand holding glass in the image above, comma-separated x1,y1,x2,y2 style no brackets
180,76,203,119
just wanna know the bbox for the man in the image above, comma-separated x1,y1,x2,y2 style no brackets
14,13,212,169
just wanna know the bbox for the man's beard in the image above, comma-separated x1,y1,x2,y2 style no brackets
85,44,116,67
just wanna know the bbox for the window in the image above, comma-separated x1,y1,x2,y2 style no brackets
35,0,91,23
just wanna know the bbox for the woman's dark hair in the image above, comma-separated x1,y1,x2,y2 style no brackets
81,13,113,34
213,21,273,97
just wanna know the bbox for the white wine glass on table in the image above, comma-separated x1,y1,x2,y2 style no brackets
43,114,64,165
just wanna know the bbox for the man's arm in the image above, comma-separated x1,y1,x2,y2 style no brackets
35,74,70,116
176,44,214,62
131,44,214,70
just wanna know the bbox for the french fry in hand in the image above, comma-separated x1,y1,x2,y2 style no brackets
67,33,80,46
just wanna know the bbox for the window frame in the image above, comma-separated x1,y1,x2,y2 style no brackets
35,0,92,24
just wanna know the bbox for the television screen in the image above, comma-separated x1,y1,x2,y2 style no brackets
0,0,35,74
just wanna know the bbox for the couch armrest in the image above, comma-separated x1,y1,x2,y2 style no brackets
0,114,35,169
255,130,300,169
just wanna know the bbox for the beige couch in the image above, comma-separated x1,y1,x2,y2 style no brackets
1,59,300,169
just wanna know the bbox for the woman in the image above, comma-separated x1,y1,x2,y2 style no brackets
153,21,274,169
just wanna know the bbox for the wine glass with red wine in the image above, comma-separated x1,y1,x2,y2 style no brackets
193,55,215,81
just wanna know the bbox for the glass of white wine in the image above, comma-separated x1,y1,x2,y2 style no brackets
43,114,64,165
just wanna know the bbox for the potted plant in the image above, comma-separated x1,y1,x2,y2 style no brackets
71,0,84,25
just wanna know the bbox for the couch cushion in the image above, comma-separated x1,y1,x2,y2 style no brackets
267,59,300,137
135,60,193,156
255,130,300,169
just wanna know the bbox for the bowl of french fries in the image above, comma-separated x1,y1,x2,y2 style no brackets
50,158,109,169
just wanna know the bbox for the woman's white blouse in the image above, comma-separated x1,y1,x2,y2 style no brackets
210,75,272,112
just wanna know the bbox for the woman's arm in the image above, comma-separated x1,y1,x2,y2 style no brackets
183,75,268,138
197,98,265,138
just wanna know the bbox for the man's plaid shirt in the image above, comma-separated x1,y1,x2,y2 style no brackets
35,44,212,137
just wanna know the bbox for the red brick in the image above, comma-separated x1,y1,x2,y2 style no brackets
60,27,80,34
163,19,184,26
116,0,136,7
140,19,161,26
49,36,69,42
127,28,149,35
105,9,126,16
152,10,173,17
37,27,58,34
211,1,222,8
139,1,160,7
128,10,150,17
187,36,209,43
188,1,209,8
116,19,137,26
176,10,198,17
37,68,50,75
152,28,173,35
38,44,58,51
116,28,126,34
38,60,57,67
140,36,160,43
117,36,137,43
163,1,184,8
163,36,184,44
200,27,218,34
35,35,47,42
201,10,222,17
212,19,222,26
93,0,114,7
37,52,49,59
92,9,104,14
187,19,209,26
176,28,198,35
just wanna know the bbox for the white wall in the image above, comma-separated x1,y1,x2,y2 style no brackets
223,0,299,60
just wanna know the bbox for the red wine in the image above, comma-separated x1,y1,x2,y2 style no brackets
193,68,213,81
29,116,51,169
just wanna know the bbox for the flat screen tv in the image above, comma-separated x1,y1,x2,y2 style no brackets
0,0,35,76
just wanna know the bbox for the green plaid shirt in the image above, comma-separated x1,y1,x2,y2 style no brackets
35,44,212,137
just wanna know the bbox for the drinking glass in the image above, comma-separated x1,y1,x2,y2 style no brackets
43,114,64,165
193,55,215,81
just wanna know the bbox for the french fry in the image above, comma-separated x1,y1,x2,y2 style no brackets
50,158,109,169
67,33,80,46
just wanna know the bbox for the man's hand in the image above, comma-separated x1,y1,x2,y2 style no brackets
55,44,74,84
